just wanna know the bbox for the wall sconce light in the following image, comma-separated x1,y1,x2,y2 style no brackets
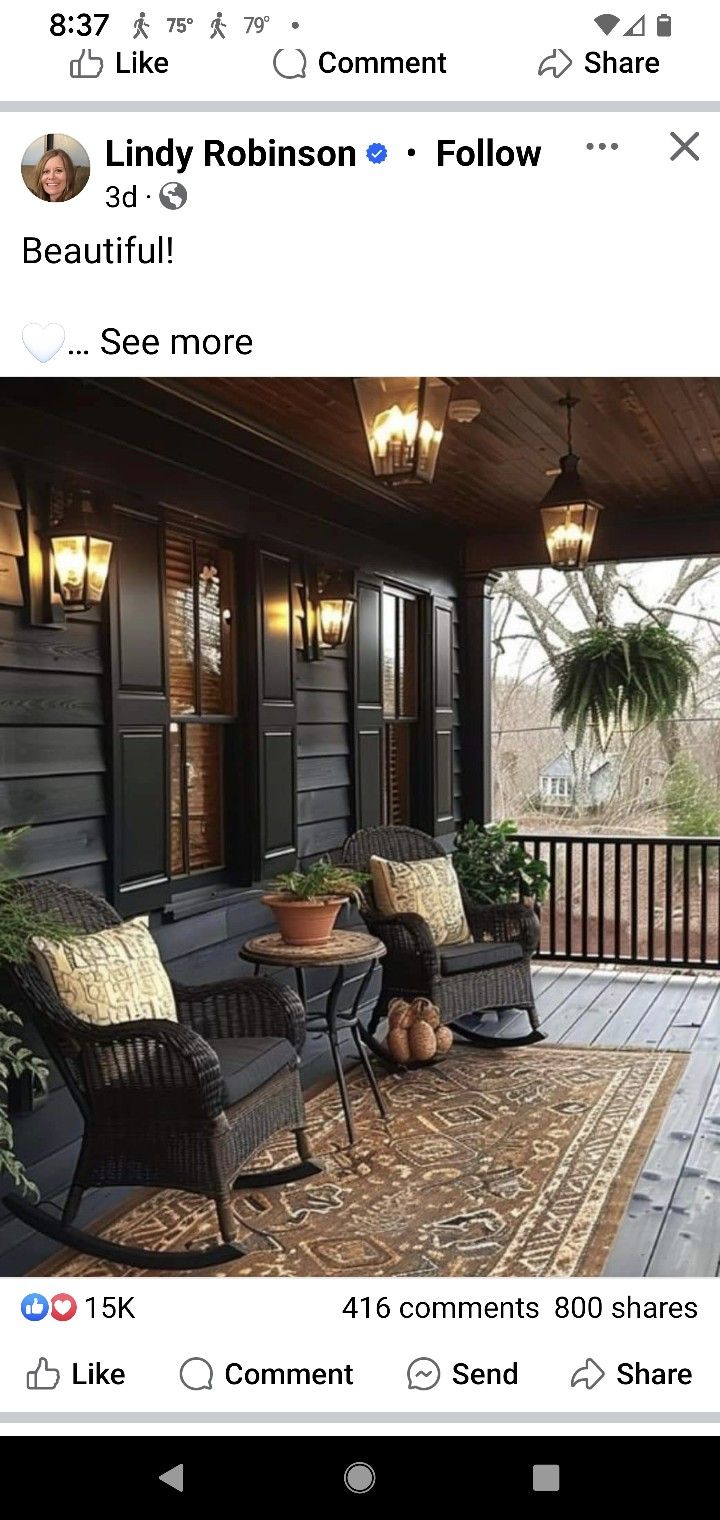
48,487,116,611
296,566,356,660
317,572,356,650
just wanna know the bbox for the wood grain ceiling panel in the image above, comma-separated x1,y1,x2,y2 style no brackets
181,378,720,533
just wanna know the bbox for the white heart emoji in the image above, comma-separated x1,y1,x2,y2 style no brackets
53,1298,73,1317
22,323,66,363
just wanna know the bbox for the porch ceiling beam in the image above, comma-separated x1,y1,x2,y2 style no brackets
137,379,432,519
0,384,463,594
465,508,720,574
86,377,468,554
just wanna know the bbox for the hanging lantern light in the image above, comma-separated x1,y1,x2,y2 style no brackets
539,394,604,570
353,378,451,485
49,488,115,610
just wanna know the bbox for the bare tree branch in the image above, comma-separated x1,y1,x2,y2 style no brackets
585,562,621,620
616,581,720,630
565,572,598,625
497,571,573,659
660,557,720,616
583,564,607,616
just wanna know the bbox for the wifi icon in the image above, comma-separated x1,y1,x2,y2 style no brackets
594,13,621,33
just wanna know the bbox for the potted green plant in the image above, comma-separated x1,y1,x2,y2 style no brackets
453,820,550,906
1,1007,48,1201
0,829,71,1201
262,858,369,946
551,621,697,750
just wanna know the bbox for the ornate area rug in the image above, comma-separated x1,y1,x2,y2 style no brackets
50,1044,686,1278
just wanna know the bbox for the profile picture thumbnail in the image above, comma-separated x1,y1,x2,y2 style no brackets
22,133,90,203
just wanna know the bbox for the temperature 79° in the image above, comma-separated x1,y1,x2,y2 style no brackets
245,15,270,32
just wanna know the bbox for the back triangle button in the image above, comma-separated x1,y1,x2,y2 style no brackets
159,1465,184,1494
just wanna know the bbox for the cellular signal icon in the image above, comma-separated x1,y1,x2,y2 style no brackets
594,13,621,33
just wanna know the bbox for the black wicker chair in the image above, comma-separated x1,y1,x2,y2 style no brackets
3,880,320,1271
342,826,543,1053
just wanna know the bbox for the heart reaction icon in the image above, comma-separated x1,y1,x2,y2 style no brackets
22,323,66,363
51,1293,77,1322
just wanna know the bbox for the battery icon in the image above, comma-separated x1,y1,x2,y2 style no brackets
657,13,672,35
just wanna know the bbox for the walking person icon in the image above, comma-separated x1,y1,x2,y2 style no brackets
210,11,227,39
133,12,149,40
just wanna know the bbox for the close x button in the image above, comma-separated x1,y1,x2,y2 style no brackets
670,130,700,161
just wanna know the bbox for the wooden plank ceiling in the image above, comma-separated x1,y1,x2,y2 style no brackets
183,378,720,533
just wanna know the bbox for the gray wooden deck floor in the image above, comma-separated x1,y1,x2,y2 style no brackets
319,962,720,1279
530,963,720,1279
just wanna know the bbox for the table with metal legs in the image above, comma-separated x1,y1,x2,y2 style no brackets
239,931,388,1145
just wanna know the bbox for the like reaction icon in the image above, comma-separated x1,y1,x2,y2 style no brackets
27,1358,61,1391
21,1294,49,1322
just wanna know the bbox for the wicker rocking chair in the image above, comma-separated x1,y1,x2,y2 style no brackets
4,880,320,1271
342,826,543,1053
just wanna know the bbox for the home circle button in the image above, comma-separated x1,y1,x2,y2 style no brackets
344,1463,376,1494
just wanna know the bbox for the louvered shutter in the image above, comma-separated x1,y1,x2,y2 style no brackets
108,509,170,913
353,576,384,829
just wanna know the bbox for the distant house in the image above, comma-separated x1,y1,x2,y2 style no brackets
539,752,617,809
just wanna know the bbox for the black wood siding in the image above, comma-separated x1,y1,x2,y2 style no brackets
297,646,351,866
0,606,108,888
0,604,109,1272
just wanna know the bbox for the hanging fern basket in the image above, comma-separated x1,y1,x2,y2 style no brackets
551,621,697,750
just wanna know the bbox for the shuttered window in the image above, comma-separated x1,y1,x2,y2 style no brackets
166,528,235,880
382,589,419,826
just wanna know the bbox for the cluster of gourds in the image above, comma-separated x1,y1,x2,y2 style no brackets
386,996,454,1065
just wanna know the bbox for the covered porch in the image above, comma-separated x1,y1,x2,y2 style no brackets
2,376,720,1276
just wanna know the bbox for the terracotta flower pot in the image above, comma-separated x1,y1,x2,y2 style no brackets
262,894,347,946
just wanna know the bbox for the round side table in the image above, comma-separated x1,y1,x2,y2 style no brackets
239,930,387,1145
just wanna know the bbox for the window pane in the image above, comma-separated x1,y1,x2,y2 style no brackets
382,592,397,718
398,596,418,718
198,543,234,714
169,724,186,876
186,724,223,872
167,531,196,714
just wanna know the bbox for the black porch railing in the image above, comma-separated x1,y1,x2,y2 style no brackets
516,833,720,970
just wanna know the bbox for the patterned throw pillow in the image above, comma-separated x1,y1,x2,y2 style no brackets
370,855,472,947
30,916,177,1027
